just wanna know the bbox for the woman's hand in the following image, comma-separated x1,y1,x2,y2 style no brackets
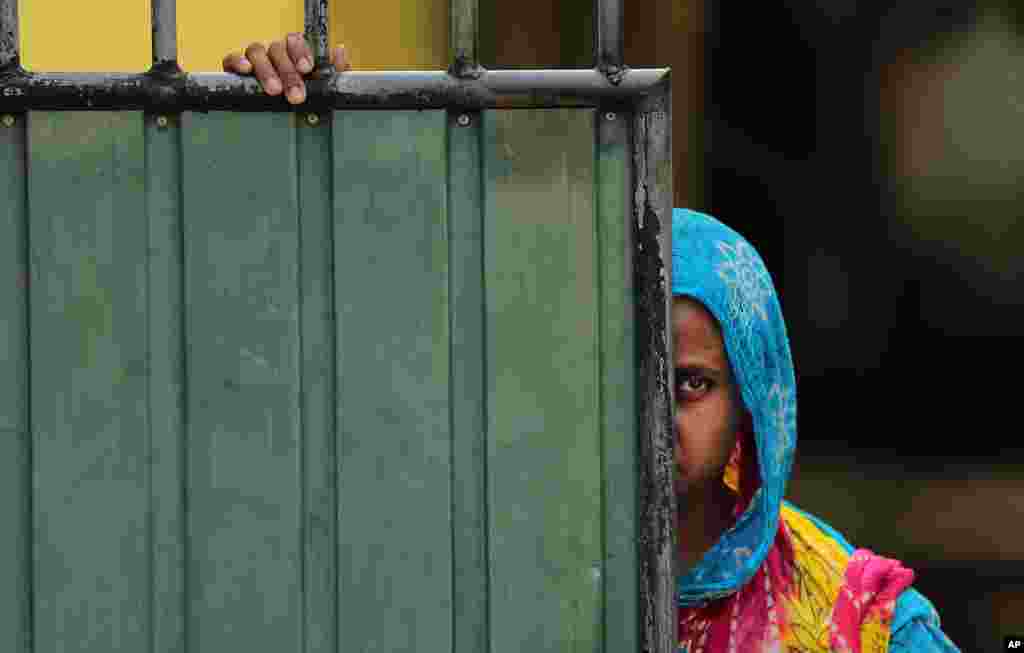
222,33,351,105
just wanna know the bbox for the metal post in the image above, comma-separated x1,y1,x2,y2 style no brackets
304,0,330,72
0,0,19,72
594,0,624,82
449,0,481,79
151,0,178,68
633,74,674,653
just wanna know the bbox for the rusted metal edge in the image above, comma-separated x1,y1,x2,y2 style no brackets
0,0,17,71
632,74,675,653
0,68,668,111
594,0,627,85
152,0,178,68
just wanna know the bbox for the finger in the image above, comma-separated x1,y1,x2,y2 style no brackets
286,32,314,74
268,39,305,104
332,45,351,72
245,42,281,96
222,51,252,75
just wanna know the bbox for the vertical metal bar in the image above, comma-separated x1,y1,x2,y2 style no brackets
151,0,178,66
449,0,478,72
0,0,19,71
304,0,329,69
449,0,482,78
633,74,674,653
594,0,623,76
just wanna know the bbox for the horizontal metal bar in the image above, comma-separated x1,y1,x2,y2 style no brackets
0,68,669,111
0,0,18,70
152,0,178,66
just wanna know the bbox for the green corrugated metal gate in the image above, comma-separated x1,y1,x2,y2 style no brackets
0,0,679,650
0,108,638,652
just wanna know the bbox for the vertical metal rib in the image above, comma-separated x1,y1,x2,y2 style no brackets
151,0,178,65
449,0,478,73
594,0,623,74
0,0,19,71
304,0,329,67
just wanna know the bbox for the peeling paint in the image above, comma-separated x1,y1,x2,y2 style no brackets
632,78,676,653
447,50,485,81
0,0,18,71
0,68,668,111
595,0,624,84
303,0,329,67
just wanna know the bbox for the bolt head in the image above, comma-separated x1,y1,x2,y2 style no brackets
156,115,169,128
306,113,320,126
457,114,471,127
1,115,15,127
604,112,616,121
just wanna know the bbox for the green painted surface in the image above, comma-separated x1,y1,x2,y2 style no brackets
448,112,489,653
332,110,453,652
296,112,338,653
0,107,638,653
146,111,187,653
0,113,29,653
28,111,151,652
483,108,604,653
597,111,639,653
182,112,304,653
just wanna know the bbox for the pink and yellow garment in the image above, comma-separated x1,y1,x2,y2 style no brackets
671,209,959,653
679,428,914,653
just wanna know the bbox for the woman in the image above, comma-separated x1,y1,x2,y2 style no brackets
669,207,959,652
224,36,960,652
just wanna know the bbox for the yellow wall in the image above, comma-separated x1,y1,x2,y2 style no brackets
18,0,447,72
332,1,448,70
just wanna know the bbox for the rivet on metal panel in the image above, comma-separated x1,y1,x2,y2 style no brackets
1,114,15,127
604,111,616,121
457,114,471,127
155,115,169,128
306,113,320,126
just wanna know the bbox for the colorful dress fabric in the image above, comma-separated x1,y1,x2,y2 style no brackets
671,208,960,653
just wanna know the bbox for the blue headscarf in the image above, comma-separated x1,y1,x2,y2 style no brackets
671,208,798,607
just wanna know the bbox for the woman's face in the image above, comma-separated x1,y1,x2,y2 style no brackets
672,296,743,493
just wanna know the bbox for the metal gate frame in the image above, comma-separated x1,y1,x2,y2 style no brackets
0,0,676,650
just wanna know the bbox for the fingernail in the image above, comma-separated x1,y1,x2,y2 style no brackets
266,77,282,94
288,86,305,104
299,57,313,72
239,57,250,68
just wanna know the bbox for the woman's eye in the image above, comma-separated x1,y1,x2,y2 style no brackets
677,375,711,397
